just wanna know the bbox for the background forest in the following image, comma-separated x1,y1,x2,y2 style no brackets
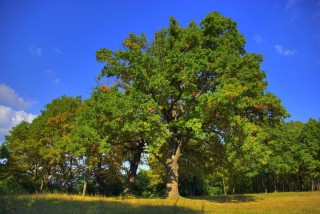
0,12,319,198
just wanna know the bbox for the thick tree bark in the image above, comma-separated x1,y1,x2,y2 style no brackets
124,160,139,194
165,140,181,198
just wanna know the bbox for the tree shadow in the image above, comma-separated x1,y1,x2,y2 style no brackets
190,194,256,203
1,195,199,214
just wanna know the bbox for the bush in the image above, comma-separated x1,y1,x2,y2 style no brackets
207,186,222,196
0,176,31,195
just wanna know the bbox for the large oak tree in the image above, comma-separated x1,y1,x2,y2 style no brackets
96,12,287,198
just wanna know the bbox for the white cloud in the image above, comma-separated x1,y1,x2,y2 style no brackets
0,83,35,110
0,105,37,143
275,45,297,56
253,35,262,43
28,46,43,56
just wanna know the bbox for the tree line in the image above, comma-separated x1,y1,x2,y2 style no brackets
0,12,319,197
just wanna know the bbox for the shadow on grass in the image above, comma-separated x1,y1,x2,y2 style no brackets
0,195,199,214
190,194,256,203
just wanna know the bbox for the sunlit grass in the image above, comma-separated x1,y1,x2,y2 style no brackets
1,192,319,213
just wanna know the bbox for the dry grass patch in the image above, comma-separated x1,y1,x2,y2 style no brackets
1,192,319,213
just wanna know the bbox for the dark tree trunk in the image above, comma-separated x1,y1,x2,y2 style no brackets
124,141,144,194
189,182,193,197
189,175,195,197
125,161,139,194
60,163,66,193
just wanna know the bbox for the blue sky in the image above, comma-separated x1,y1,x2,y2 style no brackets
0,0,319,143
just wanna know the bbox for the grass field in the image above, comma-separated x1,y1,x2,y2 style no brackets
1,192,319,214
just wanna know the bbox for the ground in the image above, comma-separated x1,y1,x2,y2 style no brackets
1,192,319,213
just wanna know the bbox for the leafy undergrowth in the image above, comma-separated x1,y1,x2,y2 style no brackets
0,192,319,214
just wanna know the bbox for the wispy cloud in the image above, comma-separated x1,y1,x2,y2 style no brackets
275,45,297,56
0,83,35,110
52,46,62,55
44,69,61,85
53,78,61,85
285,0,298,10
253,35,262,43
28,46,43,56
45,69,56,76
0,105,37,143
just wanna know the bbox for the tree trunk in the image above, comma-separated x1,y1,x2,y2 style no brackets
39,170,48,193
82,180,87,196
125,162,138,194
123,141,144,194
40,179,44,193
274,174,278,193
60,162,67,193
222,177,228,195
34,164,38,193
165,141,181,198
189,175,195,197
189,182,193,197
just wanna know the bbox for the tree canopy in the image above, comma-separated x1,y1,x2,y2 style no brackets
1,12,318,197
96,11,288,197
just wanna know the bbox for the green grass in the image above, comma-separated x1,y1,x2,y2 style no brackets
1,192,319,213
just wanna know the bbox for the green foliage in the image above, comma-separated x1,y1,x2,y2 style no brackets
207,186,222,196
0,175,34,195
250,119,320,192
2,12,319,197
96,11,288,197
299,119,320,174
132,169,165,197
